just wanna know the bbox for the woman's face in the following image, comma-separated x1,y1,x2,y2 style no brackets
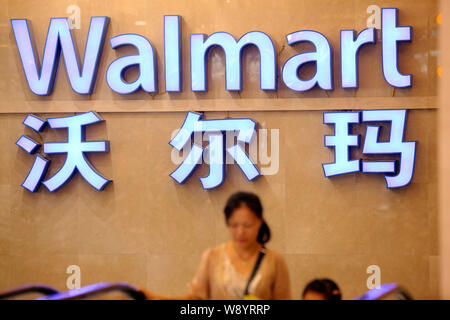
227,204,262,249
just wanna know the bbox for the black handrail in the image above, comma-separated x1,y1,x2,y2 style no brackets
37,282,147,300
0,284,60,299
353,283,413,300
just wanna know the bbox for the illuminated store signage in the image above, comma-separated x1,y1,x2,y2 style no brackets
16,112,110,192
323,109,416,189
16,109,416,192
11,7,417,192
11,8,411,96
169,112,259,189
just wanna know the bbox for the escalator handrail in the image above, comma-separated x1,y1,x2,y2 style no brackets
37,282,146,300
353,283,413,300
0,284,61,299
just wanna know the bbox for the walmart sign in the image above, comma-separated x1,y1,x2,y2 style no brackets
11,8,411,96
12,8,416,192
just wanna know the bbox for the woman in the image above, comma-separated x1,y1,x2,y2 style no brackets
144,191,291,300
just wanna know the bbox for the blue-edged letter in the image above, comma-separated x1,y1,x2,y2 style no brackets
170,112,259,189
191,31,276,91
11,17,109,95
381,8,412,88
282,31,333,91
43,111,111,192
164,15,182,92
341,29,375,88
106,34,157,94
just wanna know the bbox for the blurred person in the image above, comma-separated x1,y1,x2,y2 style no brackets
142,191,291,300
302,279,342,300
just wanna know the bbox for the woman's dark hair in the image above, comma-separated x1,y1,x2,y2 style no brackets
224,191,271,245
302,279,342,300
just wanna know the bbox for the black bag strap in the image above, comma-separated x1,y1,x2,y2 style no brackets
243,247,266,296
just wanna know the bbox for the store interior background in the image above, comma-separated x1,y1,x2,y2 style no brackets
0,0,443,299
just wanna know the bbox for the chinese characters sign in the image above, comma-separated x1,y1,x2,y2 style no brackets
16,110,416,192
10,7,418,192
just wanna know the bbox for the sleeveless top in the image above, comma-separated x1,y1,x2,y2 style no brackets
189,243,291,300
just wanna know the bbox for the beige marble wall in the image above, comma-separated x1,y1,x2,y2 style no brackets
0,0,439,299
0,110,438,299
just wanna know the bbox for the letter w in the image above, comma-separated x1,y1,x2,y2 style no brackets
11,17,109,95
